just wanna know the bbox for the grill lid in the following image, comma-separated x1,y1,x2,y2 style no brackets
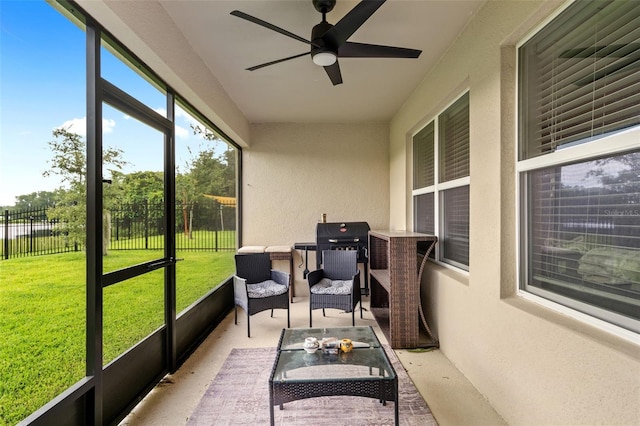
316,222,370,242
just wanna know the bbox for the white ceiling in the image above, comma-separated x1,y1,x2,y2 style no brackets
94,0,485,123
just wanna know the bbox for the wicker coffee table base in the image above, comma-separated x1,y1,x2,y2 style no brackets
269,362,399,425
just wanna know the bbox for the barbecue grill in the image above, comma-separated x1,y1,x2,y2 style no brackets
316,221,370,295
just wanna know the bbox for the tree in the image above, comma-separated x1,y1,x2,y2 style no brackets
177,125,236,236
111,170,165,239
176,167,197,237
117,170,164,206
13,190,58,210
190,125,236,197
44,127,126,254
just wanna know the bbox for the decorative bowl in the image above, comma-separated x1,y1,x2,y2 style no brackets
303,337,319,353
340,338,353,353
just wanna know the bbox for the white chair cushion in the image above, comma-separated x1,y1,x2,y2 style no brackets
238,245,266,253
310,278,353,295
265,245,292,253
247,280,288,298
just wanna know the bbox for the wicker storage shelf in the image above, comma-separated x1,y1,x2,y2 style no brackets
368,230,437,348
370,269,391,292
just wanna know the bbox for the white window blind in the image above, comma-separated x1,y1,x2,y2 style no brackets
413,121,434,190
519,0,640,160
442,186,470,267
526,150,640,325
414,192,434,235
439,92,470,182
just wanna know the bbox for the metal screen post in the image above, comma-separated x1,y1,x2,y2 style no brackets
4,210,8,260
145,199,149,250
29,216,34,253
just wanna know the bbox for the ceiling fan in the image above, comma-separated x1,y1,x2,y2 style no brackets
230,0,422,85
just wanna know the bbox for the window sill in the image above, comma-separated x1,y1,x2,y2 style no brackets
429,261,469,286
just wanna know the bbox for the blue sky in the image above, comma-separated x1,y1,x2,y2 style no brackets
0,0,226,206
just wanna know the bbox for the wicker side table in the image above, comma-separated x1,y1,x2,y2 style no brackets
368,230,437,348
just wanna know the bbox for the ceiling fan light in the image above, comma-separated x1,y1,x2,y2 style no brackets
312,51,337,67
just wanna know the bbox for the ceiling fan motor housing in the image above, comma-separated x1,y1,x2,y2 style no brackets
313,0,336,14
311,21,338,59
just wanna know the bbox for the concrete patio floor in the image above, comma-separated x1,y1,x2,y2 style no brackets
119,295,507,425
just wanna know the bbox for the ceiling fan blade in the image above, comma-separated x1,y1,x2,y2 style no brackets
339,41,421,58
324,61,343,85
246,52,311,71
231,10,320,48
324,0,386,47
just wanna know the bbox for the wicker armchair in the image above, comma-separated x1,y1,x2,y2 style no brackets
234,253,290,337
308,250,362,327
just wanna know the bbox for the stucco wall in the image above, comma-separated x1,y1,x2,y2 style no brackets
244,123,389,294
390,1,640,425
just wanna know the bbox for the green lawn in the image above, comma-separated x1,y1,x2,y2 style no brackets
0,249,234,425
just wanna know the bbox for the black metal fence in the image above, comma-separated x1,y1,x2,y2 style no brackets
1,198,236,260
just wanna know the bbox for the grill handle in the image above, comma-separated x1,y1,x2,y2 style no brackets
328,238,360,243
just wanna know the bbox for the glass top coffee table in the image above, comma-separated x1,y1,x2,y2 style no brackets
269,326,398,425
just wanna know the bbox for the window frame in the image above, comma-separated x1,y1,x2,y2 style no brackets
515,0,640,337
412,90,470,272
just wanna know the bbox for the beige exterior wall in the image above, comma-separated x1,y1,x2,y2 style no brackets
390,1,640,425
243,123,389,294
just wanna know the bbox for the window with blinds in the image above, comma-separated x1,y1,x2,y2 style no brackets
518,0,640,333
519,0,640,160
412,91,470,270
525,150,640,327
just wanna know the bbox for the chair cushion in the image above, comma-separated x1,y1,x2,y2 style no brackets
247,280,288,298
310,278,353,295
238,246,266,253
265,245,291,253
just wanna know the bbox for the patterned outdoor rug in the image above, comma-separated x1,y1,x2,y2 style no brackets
187,346,437,426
